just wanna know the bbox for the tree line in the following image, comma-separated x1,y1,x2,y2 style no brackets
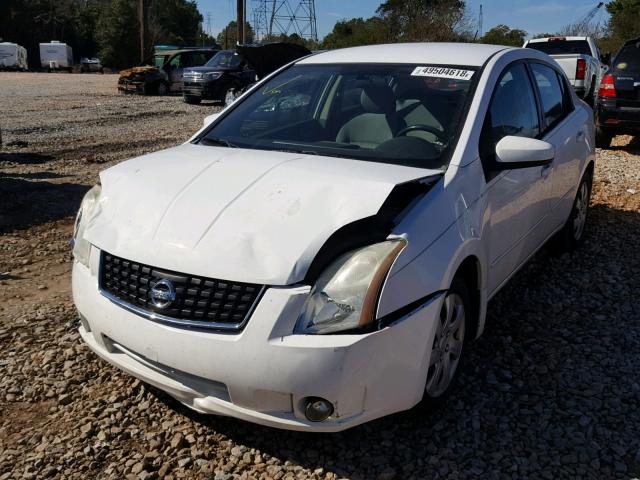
321,0,640,55
1,0,639,70
0,0,209,68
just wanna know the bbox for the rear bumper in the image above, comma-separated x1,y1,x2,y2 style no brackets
597,99,640,133
73,251,443,432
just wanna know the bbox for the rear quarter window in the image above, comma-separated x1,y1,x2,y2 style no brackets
614,42,640,71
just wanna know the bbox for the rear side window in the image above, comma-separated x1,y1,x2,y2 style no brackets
481,63,540,160
530,63,565,129
614,42,640,71
526,40,591,56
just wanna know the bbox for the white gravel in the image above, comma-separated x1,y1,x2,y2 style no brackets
1,73,639,480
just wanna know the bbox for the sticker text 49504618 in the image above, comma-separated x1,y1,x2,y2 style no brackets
411,66,474,81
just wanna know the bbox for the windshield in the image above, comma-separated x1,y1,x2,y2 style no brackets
613,41,640,72
206,50,243,69
198,63,477,169
527,40,591,56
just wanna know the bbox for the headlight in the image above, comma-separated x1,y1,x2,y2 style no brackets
204,72,222,80
295,239,407,335
72,184,101,267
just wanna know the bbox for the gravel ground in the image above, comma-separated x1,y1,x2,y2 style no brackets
1,72,640,480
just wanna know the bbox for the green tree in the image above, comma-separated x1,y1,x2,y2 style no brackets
216,21,254,49
532,32,558,39
149,0,202,46
321,17,390,49
480,24,527,47
376,0,470,42
96,0,138,68
601,0,640,53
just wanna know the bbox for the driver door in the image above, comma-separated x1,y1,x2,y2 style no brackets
167,53,186,92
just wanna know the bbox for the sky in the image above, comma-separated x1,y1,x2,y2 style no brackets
195,0,610,40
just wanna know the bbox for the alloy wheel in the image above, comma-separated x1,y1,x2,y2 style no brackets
426,293,466,398
573,181,589,241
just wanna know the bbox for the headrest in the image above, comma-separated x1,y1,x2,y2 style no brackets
360,84,395,114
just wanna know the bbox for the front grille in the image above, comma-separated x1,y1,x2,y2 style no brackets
99,251,264,331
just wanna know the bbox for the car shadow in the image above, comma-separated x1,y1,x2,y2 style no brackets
0,152,54,165
608,135,640,154
143,201,640,479
0,175,90,233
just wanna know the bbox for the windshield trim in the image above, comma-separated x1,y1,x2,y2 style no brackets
192,62,485,169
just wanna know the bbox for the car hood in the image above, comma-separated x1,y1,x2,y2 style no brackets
119,66,158,78
85,143,439,285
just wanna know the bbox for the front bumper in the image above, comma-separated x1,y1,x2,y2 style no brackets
73,249,443,432
118,80,144,94
182,80,223,100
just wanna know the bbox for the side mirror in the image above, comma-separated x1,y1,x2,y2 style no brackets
494,136,554,169
203,112,221,127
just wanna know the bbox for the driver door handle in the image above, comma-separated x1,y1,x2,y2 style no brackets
541,163,553,178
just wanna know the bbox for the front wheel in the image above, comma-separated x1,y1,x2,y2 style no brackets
156,82,168,96
422,279,469,407
183,95,201,105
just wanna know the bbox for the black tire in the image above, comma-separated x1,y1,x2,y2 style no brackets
585,77,596,107
420,277,470,410
183,95,201,105
155,82,168,96
552,170,592,253
596,125,613,149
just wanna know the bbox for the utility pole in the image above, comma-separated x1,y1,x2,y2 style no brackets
236,0,244,46
139,0,147,61
479,4,483,38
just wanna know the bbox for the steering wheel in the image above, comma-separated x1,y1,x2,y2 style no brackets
396,124,448,144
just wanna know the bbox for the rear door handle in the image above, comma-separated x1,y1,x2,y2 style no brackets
576,130,585,141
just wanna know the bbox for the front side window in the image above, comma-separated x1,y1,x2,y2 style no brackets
530,63,565,129
169,54,184,68
481,63,539,160
198,63,477,169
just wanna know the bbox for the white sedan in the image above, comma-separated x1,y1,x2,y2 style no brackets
72,43,595,432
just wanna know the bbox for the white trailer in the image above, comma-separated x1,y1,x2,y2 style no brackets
0,42,28,70
39,41,73,71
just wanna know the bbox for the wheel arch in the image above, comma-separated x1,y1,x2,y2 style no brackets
451,255,482,340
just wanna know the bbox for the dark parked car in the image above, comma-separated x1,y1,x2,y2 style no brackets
118,49,217,95
182,42,310,104
596,38,640,147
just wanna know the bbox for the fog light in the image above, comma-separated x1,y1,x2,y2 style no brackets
304,397,334,422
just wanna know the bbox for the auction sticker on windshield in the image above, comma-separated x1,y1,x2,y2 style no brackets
411,66,474,80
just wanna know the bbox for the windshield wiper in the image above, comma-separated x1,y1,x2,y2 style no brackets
201,137,238,148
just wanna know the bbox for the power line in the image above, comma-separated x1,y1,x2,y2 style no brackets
252,0,317,42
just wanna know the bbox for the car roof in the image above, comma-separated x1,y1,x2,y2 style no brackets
297,42,510,67
622,37,640,46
